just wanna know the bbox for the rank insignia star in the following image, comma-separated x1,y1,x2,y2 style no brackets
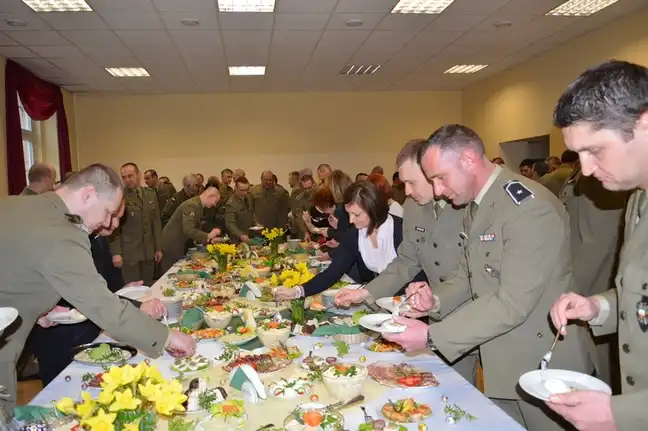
504,181,534,205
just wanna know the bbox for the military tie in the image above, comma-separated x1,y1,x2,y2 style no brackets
466,201,478,232
434,201,443,220
637,189,648,224
135,187,142,201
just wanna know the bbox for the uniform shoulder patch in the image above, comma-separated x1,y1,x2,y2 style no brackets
503,180,534,205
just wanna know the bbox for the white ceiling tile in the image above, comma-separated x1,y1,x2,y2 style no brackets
0,46,37,57
496,0,565,16
276,0,338,14
159,10,220,30
351,30,418,63
327,14,385,30
116,30,175,56
87,0,155,12
270,30,321,55
40,12,109,31
89,53,141,68
153,0,217,12
49,56,107,76
222,30,271,65
446,0,514,15
0,1,31,14
98,11,164,30
310,29,370,59
63,84,93,92
376,14,438,30
218,12,274,30
425,12,488,31
3,30,67,45
61,30,127,51
334,0,399,14
14,57,57,73
170,30,224,59
0,32,19,45
229,76,265,93
29,45,85,58
0,8,52,31
274,13,329,30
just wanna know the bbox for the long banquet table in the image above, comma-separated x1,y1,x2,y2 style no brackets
29,265,527,431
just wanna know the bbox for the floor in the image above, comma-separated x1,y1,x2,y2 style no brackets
17,380,42,406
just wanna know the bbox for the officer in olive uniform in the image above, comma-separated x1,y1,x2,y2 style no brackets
161,187,222,272
202,178,227,234
249,171,290,230
290,175,316,239
386,126,594,431
161,174,199,227
111,163,163,286
144,169,176,212
226,177,255,243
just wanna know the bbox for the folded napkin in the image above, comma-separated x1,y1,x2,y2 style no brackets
13,405,56,422
248,237,265,246
181,308,203,331
312,324,361,337
175,269,212,278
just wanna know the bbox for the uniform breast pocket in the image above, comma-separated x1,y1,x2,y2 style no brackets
620,262,648,333
471,240,503,286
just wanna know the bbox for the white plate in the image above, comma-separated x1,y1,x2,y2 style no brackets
358,313,406,334
518,369,612,402
219,333,258,346
0,307,18,335
115,285,152,301
48,309,87,324
376,296,411,314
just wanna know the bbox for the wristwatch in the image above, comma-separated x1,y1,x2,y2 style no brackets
426,330,437,351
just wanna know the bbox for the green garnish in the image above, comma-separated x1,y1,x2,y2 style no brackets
332,364,358,377
352,309,371,325
217,342,240,362
81,372,94,383
162,288,176,297
168,417,196,431
333,340,349,357
198,390,221,410
306,369,323,383
444,404,476,422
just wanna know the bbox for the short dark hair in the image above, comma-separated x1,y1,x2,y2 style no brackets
312,187,336,210
553,60,648,140
396,138,426,167
159,176,170,183
355,173,368,181
66,163,123,198
235,177,250,186
418,124,485,164
144,169,158,178
28,163,54,183
519,158,535,168
221,168,233,176
289,171,299,177
206,176,221,189
120,162,139,172
491,157,504,164
561,150,579,163
533,160,549,177
300,174,314,184
343,181,389,236
392,172,399,182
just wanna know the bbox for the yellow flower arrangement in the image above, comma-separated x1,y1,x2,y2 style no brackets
262,227,285,242
55,362,187,431
269,263,314,288
207,243,237,256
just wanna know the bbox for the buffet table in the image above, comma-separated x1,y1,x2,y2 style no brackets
29,261,526,431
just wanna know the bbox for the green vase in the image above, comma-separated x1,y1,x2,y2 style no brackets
270,240,280,257
291,297,306,324
217,254,228,272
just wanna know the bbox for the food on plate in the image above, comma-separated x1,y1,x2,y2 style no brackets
284,404,344,431
182,378,228,412
257,319,292,348
368,362,439,388
203,399,246,429
184,292,229,309
171,355,212,373
223,352,292,374
301,354,328,371
254,307,279,318
322,364,367,402
269,345,302,361
294,319,330,336
81,372,104,388
192,328,227,340
203,310,233,329
358,421,407,431
174,280,198,290
366,339,405,353
331,281,351,290
544,378,575,395
162,288,177,297
74,343,131,364
381,398,432,423
268,377,312,398
329,316,355,326
219,327,256,345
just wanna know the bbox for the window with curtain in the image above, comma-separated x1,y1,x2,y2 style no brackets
18,96,35,182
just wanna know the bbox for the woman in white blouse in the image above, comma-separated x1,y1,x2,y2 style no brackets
368,173,404,217
274,181,405,300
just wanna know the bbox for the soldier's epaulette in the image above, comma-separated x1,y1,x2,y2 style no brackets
144,187,155,191
503,180,534,205
65,213,83,224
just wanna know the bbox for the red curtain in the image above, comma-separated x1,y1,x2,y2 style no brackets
5,60,71,195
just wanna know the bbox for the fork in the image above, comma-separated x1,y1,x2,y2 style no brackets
540,326,564,379
374,317,394,328
360,406,373,424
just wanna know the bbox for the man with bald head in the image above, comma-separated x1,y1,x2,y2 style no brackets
22,163,57,195
249,170,290,230
161,173,200,226
233,169,246,182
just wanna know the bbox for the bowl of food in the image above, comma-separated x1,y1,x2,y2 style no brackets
175,270,200,282
322,363,367,402
320,289,338,309
204,310,233,329
292,253,309,263
188,250,210,261
255,266,271,278
257,319,292,348
284,403,344,431
287,238,301,251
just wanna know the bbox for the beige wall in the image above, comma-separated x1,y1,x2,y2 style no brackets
74,91,462,188
463,7,648,157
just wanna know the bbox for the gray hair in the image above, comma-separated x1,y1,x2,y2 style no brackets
182,173,198,188
418,124,485,164
28,163,55,183
64,163,123,198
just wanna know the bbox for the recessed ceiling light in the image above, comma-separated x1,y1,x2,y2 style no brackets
5,18,28,27
546,0,618,16
493,20,512,28
218,0,275,13
180,18,200,26
339,64,382,75
105,67,150,78
444,64,488,74
391,0,455,14
345,18,364,27
21,0,92,12
229,66,266,76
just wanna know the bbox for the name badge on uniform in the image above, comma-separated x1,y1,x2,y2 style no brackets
459,232,468,240
415,226,426,233
479,233,496,242
131,212,135,217
637,297,648,332
484,264,500,278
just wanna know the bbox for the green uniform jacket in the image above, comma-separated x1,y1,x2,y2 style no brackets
249,184,290,230
430,167,594,399
219,184,233,205
161,196,208,268
590,190,648,430
539,165,573,197
225,194,255,242
364,197,465,300
161,189,191,227
0,193,168,412
110,187,162,262
202,201,227,233
156,182,176,214
290,187,313,238
561,168,629,297
20,187,37,196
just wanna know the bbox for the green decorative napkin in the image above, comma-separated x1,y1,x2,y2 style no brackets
248,237,265,246
176,269,212,278
181,308,203,331
312,324,361,337
14,405,56,422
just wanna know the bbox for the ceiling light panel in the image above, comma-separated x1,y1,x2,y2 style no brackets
21,0,92,12
444,64,488,74
218,0,275,13
340,65,382,75
106,68,150,78
229,66,266,76
546,0,618,16
391,0,455,14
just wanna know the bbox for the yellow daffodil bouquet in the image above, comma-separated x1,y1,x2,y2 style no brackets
262,227,286,256
55,362,187,431
269,263,314,288
207,243,237,272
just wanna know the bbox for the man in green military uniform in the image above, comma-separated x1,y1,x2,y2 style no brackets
220,169,234,203
335,138,474,382
161,186,222,272
161,173,200,226
21,163,57,196
290,174,315,239
548,60,648,431
539,150,579,196
226,177,255,243
202,177,227,234
111,163,162,286
384,125,594,431
0,164,195,416
144,169,177,213
288,171,300,198
249,171,290,230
